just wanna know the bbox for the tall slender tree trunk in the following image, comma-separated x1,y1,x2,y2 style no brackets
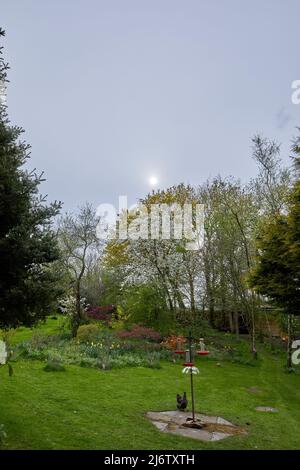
250,304,257,359
72,279,83,337
209,297,215,328
233,286,239,339
231,210,257,357
287,314,293,368
189,276,195,313
234,311,239,340
228,312,234,333
166,289,174,312
175,290,186,310
204,261,215,327
264,311,273,348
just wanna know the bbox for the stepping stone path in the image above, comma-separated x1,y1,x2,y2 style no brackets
146,411,247,442
255,406,278,413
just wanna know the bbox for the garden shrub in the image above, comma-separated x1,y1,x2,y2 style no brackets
145,352,162,369
43,360,66,372
117,324,161,342
109,353,143,368
28,332,56,349
76,324,101,343
110,304,131,331
14,326,169,370
86,306,115,326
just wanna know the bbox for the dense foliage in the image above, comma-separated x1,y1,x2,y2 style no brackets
249,183,300,317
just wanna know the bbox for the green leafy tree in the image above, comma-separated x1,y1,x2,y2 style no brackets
249,179,300,367
121,283,168,331
0,29,61,328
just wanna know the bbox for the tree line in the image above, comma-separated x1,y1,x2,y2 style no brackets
1,29,299,366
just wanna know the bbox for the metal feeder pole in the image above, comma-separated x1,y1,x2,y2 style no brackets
188,330,196,422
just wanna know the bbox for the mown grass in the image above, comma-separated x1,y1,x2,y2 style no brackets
2,317,64,346
0,318,299,450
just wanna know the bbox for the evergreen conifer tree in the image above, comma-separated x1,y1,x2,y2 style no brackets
0,29,61,328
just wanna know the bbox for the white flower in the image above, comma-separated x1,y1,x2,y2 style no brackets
0,340,8,365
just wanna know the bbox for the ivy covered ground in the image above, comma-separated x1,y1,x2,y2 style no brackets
0,318,299,450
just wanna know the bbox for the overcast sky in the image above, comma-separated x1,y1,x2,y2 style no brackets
2,0,300,211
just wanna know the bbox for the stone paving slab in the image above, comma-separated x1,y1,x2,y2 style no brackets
146,411,247,442
255,406,278,413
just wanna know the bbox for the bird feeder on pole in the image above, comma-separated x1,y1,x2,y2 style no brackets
174,338,185,355
197,337,210,356
181,331,209,426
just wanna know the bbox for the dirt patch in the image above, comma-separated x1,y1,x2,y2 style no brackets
200,422,246,435
247,386,263,394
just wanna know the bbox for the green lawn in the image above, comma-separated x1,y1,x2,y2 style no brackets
4,316,65,346
0,320,299,449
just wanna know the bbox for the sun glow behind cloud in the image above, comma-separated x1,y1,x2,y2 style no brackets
149,176,158,187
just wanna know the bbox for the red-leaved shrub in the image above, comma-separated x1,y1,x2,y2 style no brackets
87,305,116,325
117,324,161,342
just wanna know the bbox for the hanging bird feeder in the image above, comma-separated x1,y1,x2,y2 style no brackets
197,337,210,356
183,347,194,366
174,338,185,355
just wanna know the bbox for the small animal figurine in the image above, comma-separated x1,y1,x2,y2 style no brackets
176,392,188,410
